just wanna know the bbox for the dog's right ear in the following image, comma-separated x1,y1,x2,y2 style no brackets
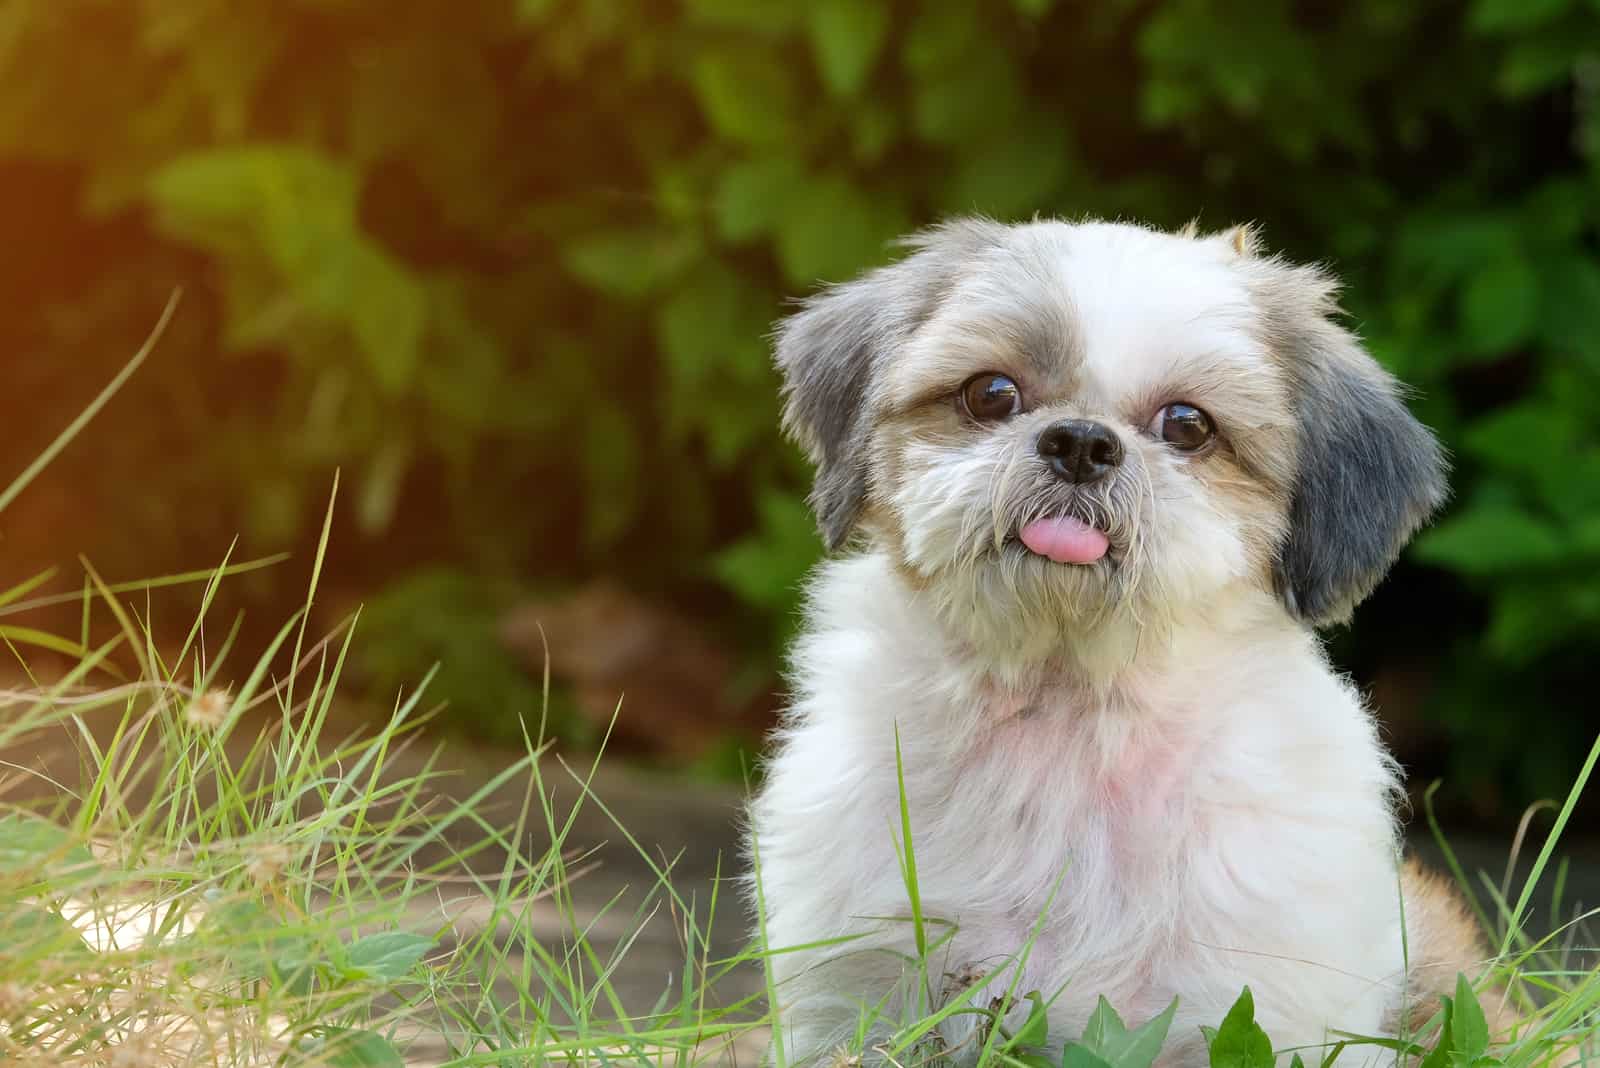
774,278,893,551
774,219,995,550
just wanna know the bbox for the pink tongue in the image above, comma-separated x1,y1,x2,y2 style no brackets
1019,517,1110,564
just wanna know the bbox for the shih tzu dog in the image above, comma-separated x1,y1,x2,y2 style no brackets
746,218,1494,1065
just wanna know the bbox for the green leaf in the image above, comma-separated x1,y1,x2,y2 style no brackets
1394,214,1520,286
147,146,359,269
1518,180,1588,243
1449,974,1490,1061
582,404,640,548
563,227,699,299
1420,996,1456,1068
1469,0,1572,32
1062,1048,1116,1068
198,899,321,987
514,0,556,23
850,102,900,163
713,157,805,243
911,49,1024,144
1014,0,1056,14
942,120,1073,218
807,0,891,97
356,438,412,534
273,952,325,996
1081,996,1127,1053
683,0,801,34
1068,995,1179,1068
346,41,503,230
712,489,819,609
1571,513,1600,553
775,175,908,285
1537,254,1600,366
0,813,97,888
1011,990,1051,1048
902,1,981,74
1141,77,1201,127
347,243,426,393
1111,998,1179,1068
150,145,427,390
1208,988,1274,1068
1463,404,1576,474
655,264,776,464
0,905,91,957
691,50,801,146
1414,504,1569,574
291,1027,405,1068
1019,1055,1064,1068
1498,36,1580,96
656,267,770,387
1458,256,1539,355
1486,584,1592,664
344,931,432,981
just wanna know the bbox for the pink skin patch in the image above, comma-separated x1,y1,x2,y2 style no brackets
1019,516,1109,564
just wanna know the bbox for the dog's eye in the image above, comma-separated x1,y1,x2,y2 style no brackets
960,373,1022,421
1150,403,1215,450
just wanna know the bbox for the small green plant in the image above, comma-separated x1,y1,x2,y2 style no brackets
1201,989,1275,1068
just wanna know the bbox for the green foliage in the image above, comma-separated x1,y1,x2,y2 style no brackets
1,0,1598,800
0,813,98,894
1204,988,1274,1068
1060,996,1178,1068
290,1027,406,1068
355,568,549,745
1417,975,1501,1068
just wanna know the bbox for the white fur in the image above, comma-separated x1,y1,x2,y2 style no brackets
752,555,1409,1065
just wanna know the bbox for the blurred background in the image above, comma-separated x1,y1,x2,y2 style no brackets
0,0,1597,828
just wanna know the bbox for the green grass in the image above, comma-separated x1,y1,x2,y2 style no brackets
0,306,1597,1067
0,501,773,1066
0,306,766,1066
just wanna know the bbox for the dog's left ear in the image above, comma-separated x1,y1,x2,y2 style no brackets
1267,273,1449,626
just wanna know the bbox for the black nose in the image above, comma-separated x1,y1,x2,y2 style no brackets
1036,420,1124,483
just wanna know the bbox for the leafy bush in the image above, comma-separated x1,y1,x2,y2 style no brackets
0,0,1597,805
356,566,551,746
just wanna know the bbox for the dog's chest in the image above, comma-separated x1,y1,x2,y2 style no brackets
929,692,1218,879
900,693,1245,1005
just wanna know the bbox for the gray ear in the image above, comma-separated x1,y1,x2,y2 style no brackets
774,280,890,550
1272,312,1449,626
775,219,997,550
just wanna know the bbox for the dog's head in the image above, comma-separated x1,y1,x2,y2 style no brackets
775,218,1446,656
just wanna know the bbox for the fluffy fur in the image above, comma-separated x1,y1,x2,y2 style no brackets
747,218,1486,1065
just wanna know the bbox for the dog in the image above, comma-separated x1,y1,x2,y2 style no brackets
746,218,1495,1065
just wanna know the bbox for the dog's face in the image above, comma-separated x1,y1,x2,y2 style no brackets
775,218,1446,657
